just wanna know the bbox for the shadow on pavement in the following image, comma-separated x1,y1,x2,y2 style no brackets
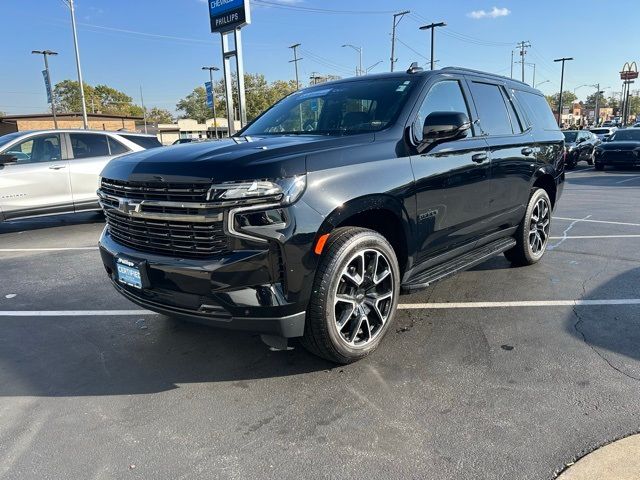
0,315,331,397
0,212,104,234
566,171,640,188
565,266,640,370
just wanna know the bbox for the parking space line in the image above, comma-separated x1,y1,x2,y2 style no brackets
549,234,640,239
565,167,594,175
1,299,640,316
616,176,640,184
553,217,640,227
0,247,98,252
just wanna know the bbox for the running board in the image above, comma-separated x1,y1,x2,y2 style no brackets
402,237,517,293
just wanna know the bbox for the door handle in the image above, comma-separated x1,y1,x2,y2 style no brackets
48,164,66,170
521,147,534,156
471,153,488,163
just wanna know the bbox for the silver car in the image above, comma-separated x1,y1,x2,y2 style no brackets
0,129,161,221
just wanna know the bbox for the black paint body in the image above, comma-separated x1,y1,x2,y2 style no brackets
99,68,565,338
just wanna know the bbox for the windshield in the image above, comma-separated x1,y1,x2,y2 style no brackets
241,78,417,136
610,130,640,142
563,132,578,142
0,131,26,150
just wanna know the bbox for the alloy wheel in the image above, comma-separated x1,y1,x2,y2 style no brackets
333,249,394,347
528,197,550,255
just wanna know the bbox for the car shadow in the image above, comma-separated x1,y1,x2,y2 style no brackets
566,170,640,188
0,314,331,397
0,211,104,234
565,266,640,367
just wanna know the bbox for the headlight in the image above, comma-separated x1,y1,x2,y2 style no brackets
209,175,306,206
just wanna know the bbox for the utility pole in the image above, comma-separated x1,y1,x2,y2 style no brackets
510,50,514,79
288,43,302,89
593,83,600,125
202,66,220,138
420,22,446,71
554,57,573,128
390,10,410,72
31,50,59,129
63,0,89,129
139,85,147,134
516,41,531,83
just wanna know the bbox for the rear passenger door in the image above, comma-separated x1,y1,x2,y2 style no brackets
466,79,535,233
410,76,492,260
66,132,130,210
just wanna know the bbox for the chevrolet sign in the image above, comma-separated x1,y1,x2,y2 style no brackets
209,0,251,33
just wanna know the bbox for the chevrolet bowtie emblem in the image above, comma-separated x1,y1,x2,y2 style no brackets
118,198,142,214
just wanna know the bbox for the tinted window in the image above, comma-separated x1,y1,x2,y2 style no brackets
108,137,130,155
514,90,559,131
121,135,162,149
4,134,61,163
414,80,472,140
610,130,640,141
469,82,513,136
503,91,524,133
563,132,578,142
69,133,109,158
242,78,417,136
590,129,609,135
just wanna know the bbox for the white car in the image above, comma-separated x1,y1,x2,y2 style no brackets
589,127,617,142
0,129,162,221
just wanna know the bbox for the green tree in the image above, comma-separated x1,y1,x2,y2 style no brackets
584,91,608,109
53,80,143,117
53,79,95,113
176,86,209,123
545,91,577,112
146,107,173,124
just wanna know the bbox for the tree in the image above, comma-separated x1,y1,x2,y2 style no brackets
545,91,577,112
146,107,173,124
0,111,6,117
176,74,298,123
53,79,144,117
584,91,608,109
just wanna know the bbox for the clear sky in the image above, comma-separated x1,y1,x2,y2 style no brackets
1,0,638,116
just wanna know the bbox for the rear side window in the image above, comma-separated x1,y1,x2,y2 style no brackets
469,82,514,136
513,90,559,131
107,137,130,155
120,135,162,149
69,133,109,159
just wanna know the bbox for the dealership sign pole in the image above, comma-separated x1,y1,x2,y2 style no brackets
208,0,251,136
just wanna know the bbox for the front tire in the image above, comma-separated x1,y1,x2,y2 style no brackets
504,188,552,266
301,227,400,364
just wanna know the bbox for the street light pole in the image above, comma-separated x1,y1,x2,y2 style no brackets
554,57,573,128
535,79,550,89
64,0,89,129
390,10,410,72
202,66,220,138
419,22,446,71
342,44,363,76
31,50,59,129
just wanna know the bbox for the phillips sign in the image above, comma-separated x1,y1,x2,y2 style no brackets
209,0,251,33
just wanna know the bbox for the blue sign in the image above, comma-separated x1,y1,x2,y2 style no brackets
208,0,250,33
205,81,214,108
42,70,52,104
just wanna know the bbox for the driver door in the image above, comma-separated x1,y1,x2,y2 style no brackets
0,133,72,220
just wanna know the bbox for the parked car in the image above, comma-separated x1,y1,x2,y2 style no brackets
590,126,617,142
563,130,599,168
594,127,640,170
172,138,202,145
0,129,162,221
97,66,564,363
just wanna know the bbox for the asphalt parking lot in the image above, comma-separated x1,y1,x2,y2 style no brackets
1,167,639,480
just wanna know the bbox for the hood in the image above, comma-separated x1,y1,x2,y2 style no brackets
598,141,640,151
101,134,374,183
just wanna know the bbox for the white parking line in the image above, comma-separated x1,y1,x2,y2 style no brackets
549,235,640,239
565,167,594,175
554,217,640,227
616,176,640,184
0,247,98,252
1,299,639,316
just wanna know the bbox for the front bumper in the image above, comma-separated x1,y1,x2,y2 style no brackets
99,228,308,338
595,151,640,167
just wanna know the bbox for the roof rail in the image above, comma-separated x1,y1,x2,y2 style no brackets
440,66,530,87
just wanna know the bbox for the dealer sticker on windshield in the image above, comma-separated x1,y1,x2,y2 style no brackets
116,258,142,289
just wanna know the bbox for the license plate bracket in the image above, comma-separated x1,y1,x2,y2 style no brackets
115,257,146,289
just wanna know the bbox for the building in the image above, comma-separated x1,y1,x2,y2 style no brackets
309,72,342,85
0,113,143,136
156,118,242,145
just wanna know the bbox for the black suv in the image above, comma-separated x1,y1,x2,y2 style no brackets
98,66,564,363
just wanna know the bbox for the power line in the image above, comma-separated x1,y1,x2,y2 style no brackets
252,0,396,15
394,36,430,62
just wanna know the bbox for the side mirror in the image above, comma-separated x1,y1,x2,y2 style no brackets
0,154,18,165
422,111,471,143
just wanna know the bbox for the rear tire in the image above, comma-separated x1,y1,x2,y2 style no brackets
504,188,552,266
301,227,400,364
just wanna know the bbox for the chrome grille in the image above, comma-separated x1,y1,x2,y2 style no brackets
100,177,229,258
